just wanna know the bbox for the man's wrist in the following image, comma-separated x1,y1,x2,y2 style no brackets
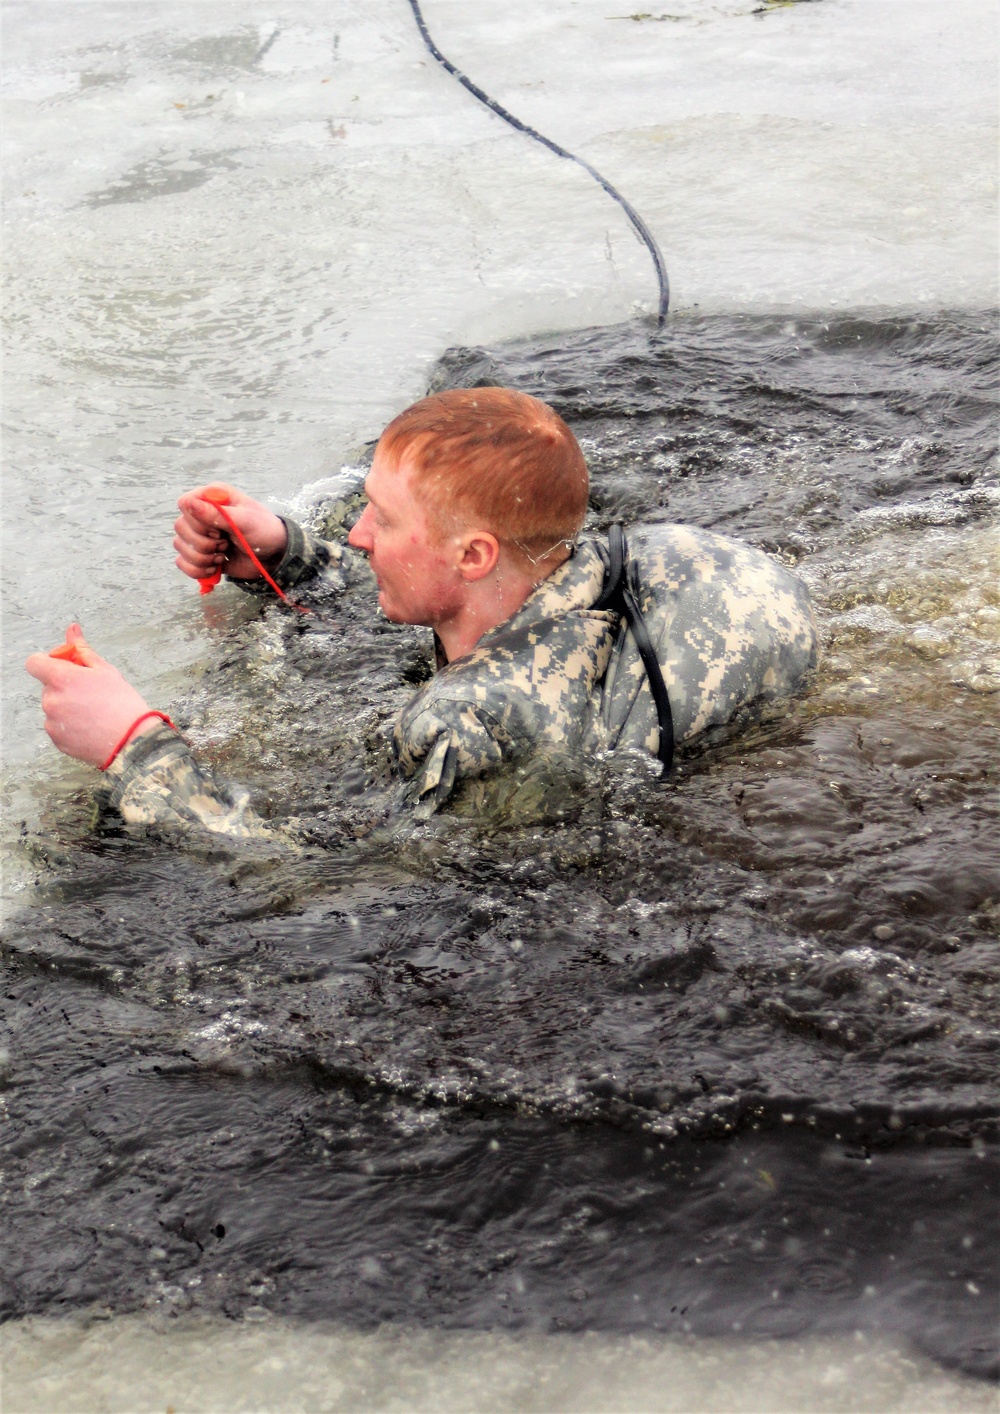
101,712,176,772
127,715,162,743
101,720,187,806
257,511,290,566
224,515,290,585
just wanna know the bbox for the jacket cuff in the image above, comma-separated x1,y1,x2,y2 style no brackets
229,516,331,594
102,722,189,810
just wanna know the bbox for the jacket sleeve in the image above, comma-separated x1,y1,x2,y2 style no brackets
102,723,272,838
393,700,513,819
231,517,360,599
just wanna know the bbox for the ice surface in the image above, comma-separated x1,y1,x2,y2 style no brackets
2,1317,997,1413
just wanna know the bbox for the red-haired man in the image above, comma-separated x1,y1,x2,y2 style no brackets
28,388,817,833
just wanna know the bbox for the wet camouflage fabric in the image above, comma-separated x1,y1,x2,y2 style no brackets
395,542,616,817
395,526,817,815
594,522,818,760
104,722,266,837
108,518,817,832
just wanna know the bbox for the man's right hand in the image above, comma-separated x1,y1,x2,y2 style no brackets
174,483,288,583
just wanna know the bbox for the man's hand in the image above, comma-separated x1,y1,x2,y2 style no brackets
26,624,158,768
174,483,288,583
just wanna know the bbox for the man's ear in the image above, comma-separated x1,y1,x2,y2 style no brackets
458,531,501,582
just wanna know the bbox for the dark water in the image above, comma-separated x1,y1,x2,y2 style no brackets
3,313,998,1379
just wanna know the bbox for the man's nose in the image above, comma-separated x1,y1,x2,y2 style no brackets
347,505,373,551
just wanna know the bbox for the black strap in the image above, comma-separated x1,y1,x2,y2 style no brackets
596,525,674,775
594,522,625,611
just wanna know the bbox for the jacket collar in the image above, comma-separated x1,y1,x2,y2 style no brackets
477,537,608,648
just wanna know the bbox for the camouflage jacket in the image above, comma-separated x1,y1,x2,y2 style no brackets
104,517,817,833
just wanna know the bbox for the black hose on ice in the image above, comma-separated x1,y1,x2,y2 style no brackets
406,0,670,325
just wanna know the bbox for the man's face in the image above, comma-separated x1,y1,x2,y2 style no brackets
347,449,465,627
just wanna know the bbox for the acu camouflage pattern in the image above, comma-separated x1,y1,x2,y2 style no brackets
108,516,817,832
396,527,817,816
105,722,266,836
595,523,818,760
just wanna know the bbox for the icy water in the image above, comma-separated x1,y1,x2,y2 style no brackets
4,311,999,1393
2,0,999,1410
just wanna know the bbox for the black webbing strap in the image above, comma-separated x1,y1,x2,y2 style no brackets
595,525,675,775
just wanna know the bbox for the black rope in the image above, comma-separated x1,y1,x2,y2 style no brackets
406,0,669,326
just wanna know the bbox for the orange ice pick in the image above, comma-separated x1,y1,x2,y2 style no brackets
198,487,230,594
49,641,88,666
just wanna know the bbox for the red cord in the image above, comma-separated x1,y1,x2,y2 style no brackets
100,710,178,772
198,493,311,615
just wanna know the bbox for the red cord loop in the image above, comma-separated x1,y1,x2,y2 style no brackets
100,710,177,772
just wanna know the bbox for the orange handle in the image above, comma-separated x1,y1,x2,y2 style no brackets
198,488,230,592
49,642,88,666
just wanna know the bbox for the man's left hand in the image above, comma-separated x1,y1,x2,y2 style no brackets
26,624,159,768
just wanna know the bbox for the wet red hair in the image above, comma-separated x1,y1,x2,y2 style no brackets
375,388,589,570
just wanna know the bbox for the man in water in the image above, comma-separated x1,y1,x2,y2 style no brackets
27,388,817,833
